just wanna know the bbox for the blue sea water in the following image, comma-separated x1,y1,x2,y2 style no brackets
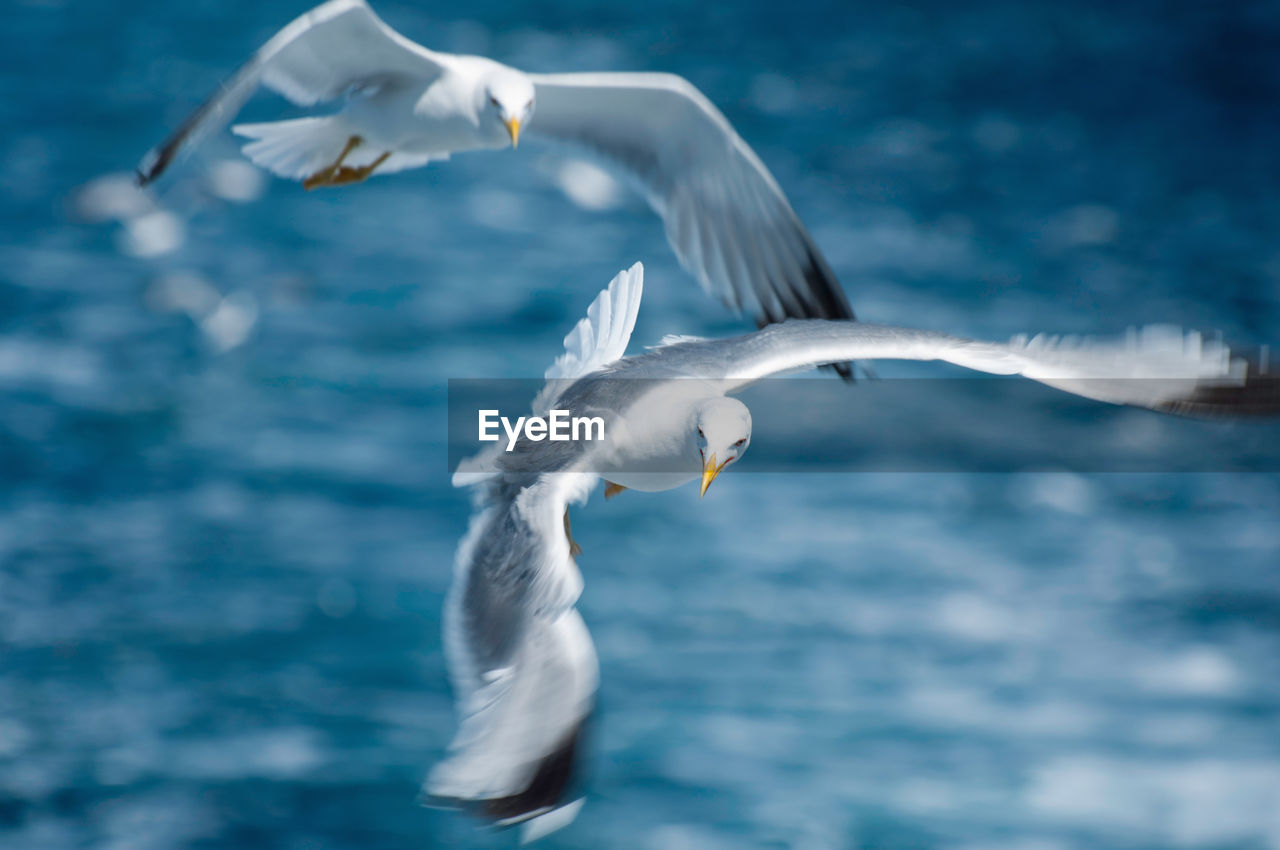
3,0,1280,848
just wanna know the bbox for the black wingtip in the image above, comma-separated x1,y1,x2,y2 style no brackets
772,237,860,380
1156,352,1280,418
479,722,587,823
828,361,856,382
423,719,591,829
138,91,213,189
796,240,856,324
136,144,172,188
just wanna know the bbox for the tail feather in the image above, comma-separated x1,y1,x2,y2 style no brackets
233,116,357,180
232,117,436,181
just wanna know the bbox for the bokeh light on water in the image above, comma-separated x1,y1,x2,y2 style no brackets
3,0,1280,847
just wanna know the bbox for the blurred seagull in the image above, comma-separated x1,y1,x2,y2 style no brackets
429,262,1275,840
135,0,857,365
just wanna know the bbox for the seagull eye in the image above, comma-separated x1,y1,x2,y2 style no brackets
524,99,534,111
697,428,704,439
489,95,499,107
733,438,746,448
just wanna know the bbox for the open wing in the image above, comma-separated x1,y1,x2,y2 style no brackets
528,73,856,367
426,473,598,841
137,0,444,184
655,320,1277,416
453,263,644,487
533,261,645,412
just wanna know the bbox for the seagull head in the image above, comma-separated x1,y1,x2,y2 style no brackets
483,71,535,148
693,397,752,498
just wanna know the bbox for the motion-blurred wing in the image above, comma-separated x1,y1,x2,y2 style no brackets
432,267,643,827
426,473,599,841
529,73,856,374
137,0,443,184
682,320,1277,416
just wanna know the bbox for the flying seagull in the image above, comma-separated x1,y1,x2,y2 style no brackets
428,262,1275,840
136,0,857,362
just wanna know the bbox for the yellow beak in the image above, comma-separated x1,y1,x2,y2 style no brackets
700,453,728,499
504,118,520,148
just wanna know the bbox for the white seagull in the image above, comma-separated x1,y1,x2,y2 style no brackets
136,0,857,360
428,262,1274,840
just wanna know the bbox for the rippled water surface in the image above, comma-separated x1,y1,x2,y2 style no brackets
3,0,1280,848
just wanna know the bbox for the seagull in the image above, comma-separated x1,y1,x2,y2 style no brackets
135,0,858,371
428,262,1275,840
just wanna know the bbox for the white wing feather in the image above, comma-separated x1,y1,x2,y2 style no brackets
255,0,442,106
534,261,645,411
453,263,644,487
704,321,1255,413
528,74,856,330
138,0,443,183
429,471,597,835
431,268,642,827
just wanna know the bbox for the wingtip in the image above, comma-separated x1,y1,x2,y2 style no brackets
519,798,585,844
752,240,859,381
1155,351,1280,418
830,361,856,383
136,147,165,187
611,261,644,297
424,719,590,835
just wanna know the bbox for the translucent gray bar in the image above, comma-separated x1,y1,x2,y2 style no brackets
447,378,1280,474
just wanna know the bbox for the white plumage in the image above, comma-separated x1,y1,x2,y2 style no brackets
534,262,646,412
426,267,647,842
137,0,857,337
432,262,1273,840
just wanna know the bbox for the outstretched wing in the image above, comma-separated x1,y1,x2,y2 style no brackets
426,473,599,841
658,320,1277,416
137,0,444,184
533,261,645,412
453,263,644,487
528,73,856,371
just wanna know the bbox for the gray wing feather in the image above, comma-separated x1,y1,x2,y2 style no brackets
634,320,1274,416
528,73,856,341
428,473,597,830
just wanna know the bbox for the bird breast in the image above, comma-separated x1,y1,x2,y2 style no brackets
345,76,499,153
587,387,711,493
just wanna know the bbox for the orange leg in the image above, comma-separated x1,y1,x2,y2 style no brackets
563,509,583,558
303,135,364,191
329,151,392,187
